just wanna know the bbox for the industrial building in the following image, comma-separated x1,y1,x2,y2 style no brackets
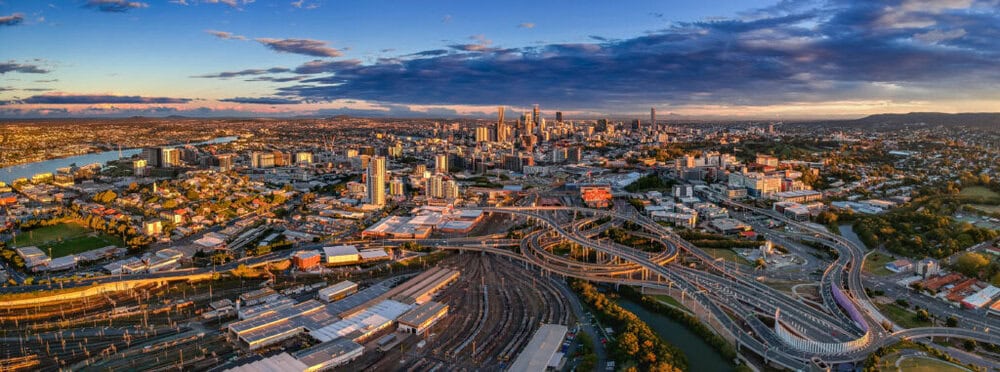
308,299,412,343
509,324,568,372
293,338,363,371
323,245,360,264
292,250,322,270
397,301,449,335
317,281,358,303
226,267,460,352
390,267,459,305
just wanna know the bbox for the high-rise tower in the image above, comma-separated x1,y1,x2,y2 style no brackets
367,156,386,206
650,107,656,128
532,104,541,133
497,106,507,143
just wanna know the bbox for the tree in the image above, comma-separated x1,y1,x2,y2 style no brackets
617,332,641,357
915,309,931,322
946,316,958,327
954,252,990,277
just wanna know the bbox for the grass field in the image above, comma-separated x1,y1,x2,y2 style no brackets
959,186,1000,199
864,253,897,276
11,223,123,258
877,303,933,329
703,248,752,265
969,204,1000,214
652,294,687,310
893,356,970,372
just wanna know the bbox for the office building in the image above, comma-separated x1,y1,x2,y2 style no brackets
475,127,491,143
435,154,449,174
389,178,405,196
367,156,386,206
215,153,234,172
295,152,313,164
555,111,563,123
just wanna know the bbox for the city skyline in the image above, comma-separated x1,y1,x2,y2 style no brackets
2,1,999,119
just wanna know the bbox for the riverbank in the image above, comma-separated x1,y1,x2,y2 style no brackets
616,286,740,371
0,136,237,184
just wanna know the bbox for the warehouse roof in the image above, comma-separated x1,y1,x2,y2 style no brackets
509,324,568,372
397,301,448,327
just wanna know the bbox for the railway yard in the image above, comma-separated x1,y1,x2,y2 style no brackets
0,248,578,372
362,254,574,371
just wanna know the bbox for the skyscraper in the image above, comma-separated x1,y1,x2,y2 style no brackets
532,104,540,133
555,111,563,123
435,154,449,174
497,106,507,143
650,107,656,127
367,156,386,206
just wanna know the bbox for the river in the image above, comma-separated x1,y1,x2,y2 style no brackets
838,223,868,250
615,298,734,372
0,136,238,184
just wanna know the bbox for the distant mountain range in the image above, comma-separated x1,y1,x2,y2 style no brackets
822,112,1000,128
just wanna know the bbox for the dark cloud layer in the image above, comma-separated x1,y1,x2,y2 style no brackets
219,97,301,104
0,13,24,26
84,0,149,13
269,0,1000,110
256,38,342,58
0,62,50,74
193,67,291,78
2,94,191,105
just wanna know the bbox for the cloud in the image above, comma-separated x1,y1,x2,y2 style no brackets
2,93,191,105
290,0,317,9
914,28,967,43
0,13,24,26
203,0,253,8
0,62,50,74
83,0,149,13
518,22,535,29
219,97,302,104
292,59,362,74
245,76,304,82
269,0,1000,111
192,67,290,78
442,14,452,23
256,38,343,58
449,34,496,52
206,30,246,40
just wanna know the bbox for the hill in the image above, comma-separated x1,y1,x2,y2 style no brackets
828,112,1000,129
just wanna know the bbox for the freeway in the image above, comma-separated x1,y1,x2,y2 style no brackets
458,205,999,368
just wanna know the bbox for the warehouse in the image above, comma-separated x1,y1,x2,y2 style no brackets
510,324,568,372
293,338,364,372
228,300,326,350
318,281,358,303
292,250,322,270
397,301,449,335
224,352,307,372
323,245,360,264
309,300,412,343
238,297,296,320
391,267,460,305
962,285,1000,309
359,248,391,262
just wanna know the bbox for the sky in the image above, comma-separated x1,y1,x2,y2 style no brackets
1,0,999,120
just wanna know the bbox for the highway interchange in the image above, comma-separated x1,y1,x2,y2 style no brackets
3,192,998,370
403,195,1000,370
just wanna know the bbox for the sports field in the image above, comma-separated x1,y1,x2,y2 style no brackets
11,222,123,258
